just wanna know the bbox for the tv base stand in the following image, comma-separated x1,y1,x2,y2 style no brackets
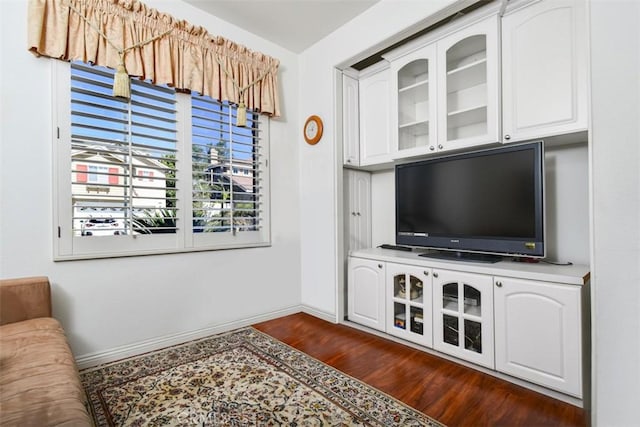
419,250,502,264
347,247,590,399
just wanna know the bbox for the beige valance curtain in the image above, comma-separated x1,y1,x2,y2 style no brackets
27,0,280,117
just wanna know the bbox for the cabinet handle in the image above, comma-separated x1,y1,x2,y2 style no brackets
356,212,361,216
504,135,511,140
351,212,356,216
433,272,439,278
438,144,443,149
429,146,435,151
496,281,502,287
378,264,383,269
424,271,429,276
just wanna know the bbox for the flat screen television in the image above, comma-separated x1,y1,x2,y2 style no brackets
395,141,545,262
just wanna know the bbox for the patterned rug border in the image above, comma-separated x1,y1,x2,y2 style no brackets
81,326,445,426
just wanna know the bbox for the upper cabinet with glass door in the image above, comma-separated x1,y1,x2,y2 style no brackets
383,12,500,159
387,44,438,159
437,15,499,151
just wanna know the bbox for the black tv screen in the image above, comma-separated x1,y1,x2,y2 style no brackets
395,141,545,260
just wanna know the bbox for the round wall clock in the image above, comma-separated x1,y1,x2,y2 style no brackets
303,115,323,145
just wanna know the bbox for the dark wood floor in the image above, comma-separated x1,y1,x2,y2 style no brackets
253,312,587,427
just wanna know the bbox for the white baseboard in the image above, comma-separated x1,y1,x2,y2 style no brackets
300,304,338,323
75,306,302,370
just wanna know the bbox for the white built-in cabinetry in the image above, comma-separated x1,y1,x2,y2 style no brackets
494,276,583,397
342,0,590,401
436,14,500,150
347,257,385,332
433,269,494,369
385,14,499,159
357,63,392,166
501,0,588,142
347,248,589,398
344,169,371,251
343,0,588,168
388,44,437,158
342,72,360,166
386,263,433,347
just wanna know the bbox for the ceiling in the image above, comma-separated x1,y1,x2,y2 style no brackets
183,0,382,53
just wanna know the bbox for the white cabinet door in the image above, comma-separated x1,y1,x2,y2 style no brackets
386,263,433,347
494,276,582,397
502,0,587,142
389,44,438,158
433,269,494,368
348,257,386,331
343,73,360,166
436,15,499,151
344,170,371,252
359,66,393,166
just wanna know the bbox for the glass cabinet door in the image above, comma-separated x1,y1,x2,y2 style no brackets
433,269,494,368
387,264,432,347
398,59,430,151
444,35,488,142
389,44,438,157
437,15,499,151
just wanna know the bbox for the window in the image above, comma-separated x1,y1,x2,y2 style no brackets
53,61,270,259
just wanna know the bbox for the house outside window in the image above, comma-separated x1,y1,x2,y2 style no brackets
53,61,270,259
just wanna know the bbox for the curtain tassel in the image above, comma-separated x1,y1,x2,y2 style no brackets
113,60,131,99
236,102,247,127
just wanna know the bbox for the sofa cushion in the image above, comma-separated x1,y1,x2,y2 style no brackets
0,277,51,326
0,317,92,426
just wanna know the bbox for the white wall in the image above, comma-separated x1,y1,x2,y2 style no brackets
298,0,458,318
589,1,640,425
0,0,301,360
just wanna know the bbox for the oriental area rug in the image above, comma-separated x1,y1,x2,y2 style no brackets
80,327,443,426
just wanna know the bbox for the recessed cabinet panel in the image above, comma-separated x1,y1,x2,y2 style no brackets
344,170,371,252
347,257,386,332
502,0,587,141
342,74,360,166
494,276,582,397
359,66,393,166
386,263,433,347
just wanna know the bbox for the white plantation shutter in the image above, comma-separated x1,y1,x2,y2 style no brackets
53,61,270,259
70,62,178,237
191,95,264,237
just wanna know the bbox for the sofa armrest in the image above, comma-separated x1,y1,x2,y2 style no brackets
0,276,52,325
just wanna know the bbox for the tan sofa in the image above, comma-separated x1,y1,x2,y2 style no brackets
0,277,92,426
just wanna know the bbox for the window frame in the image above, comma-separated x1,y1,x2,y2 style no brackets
52,61,271,260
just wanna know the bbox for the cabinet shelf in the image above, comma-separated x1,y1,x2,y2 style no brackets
411,295,424,304
447,105,487,128
394,292,425,304
398,59,430,91
446,35,487,71
399,79,429,93
447,59,487,94
398,121,430,151
399,119,429,130
398,84,430,126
